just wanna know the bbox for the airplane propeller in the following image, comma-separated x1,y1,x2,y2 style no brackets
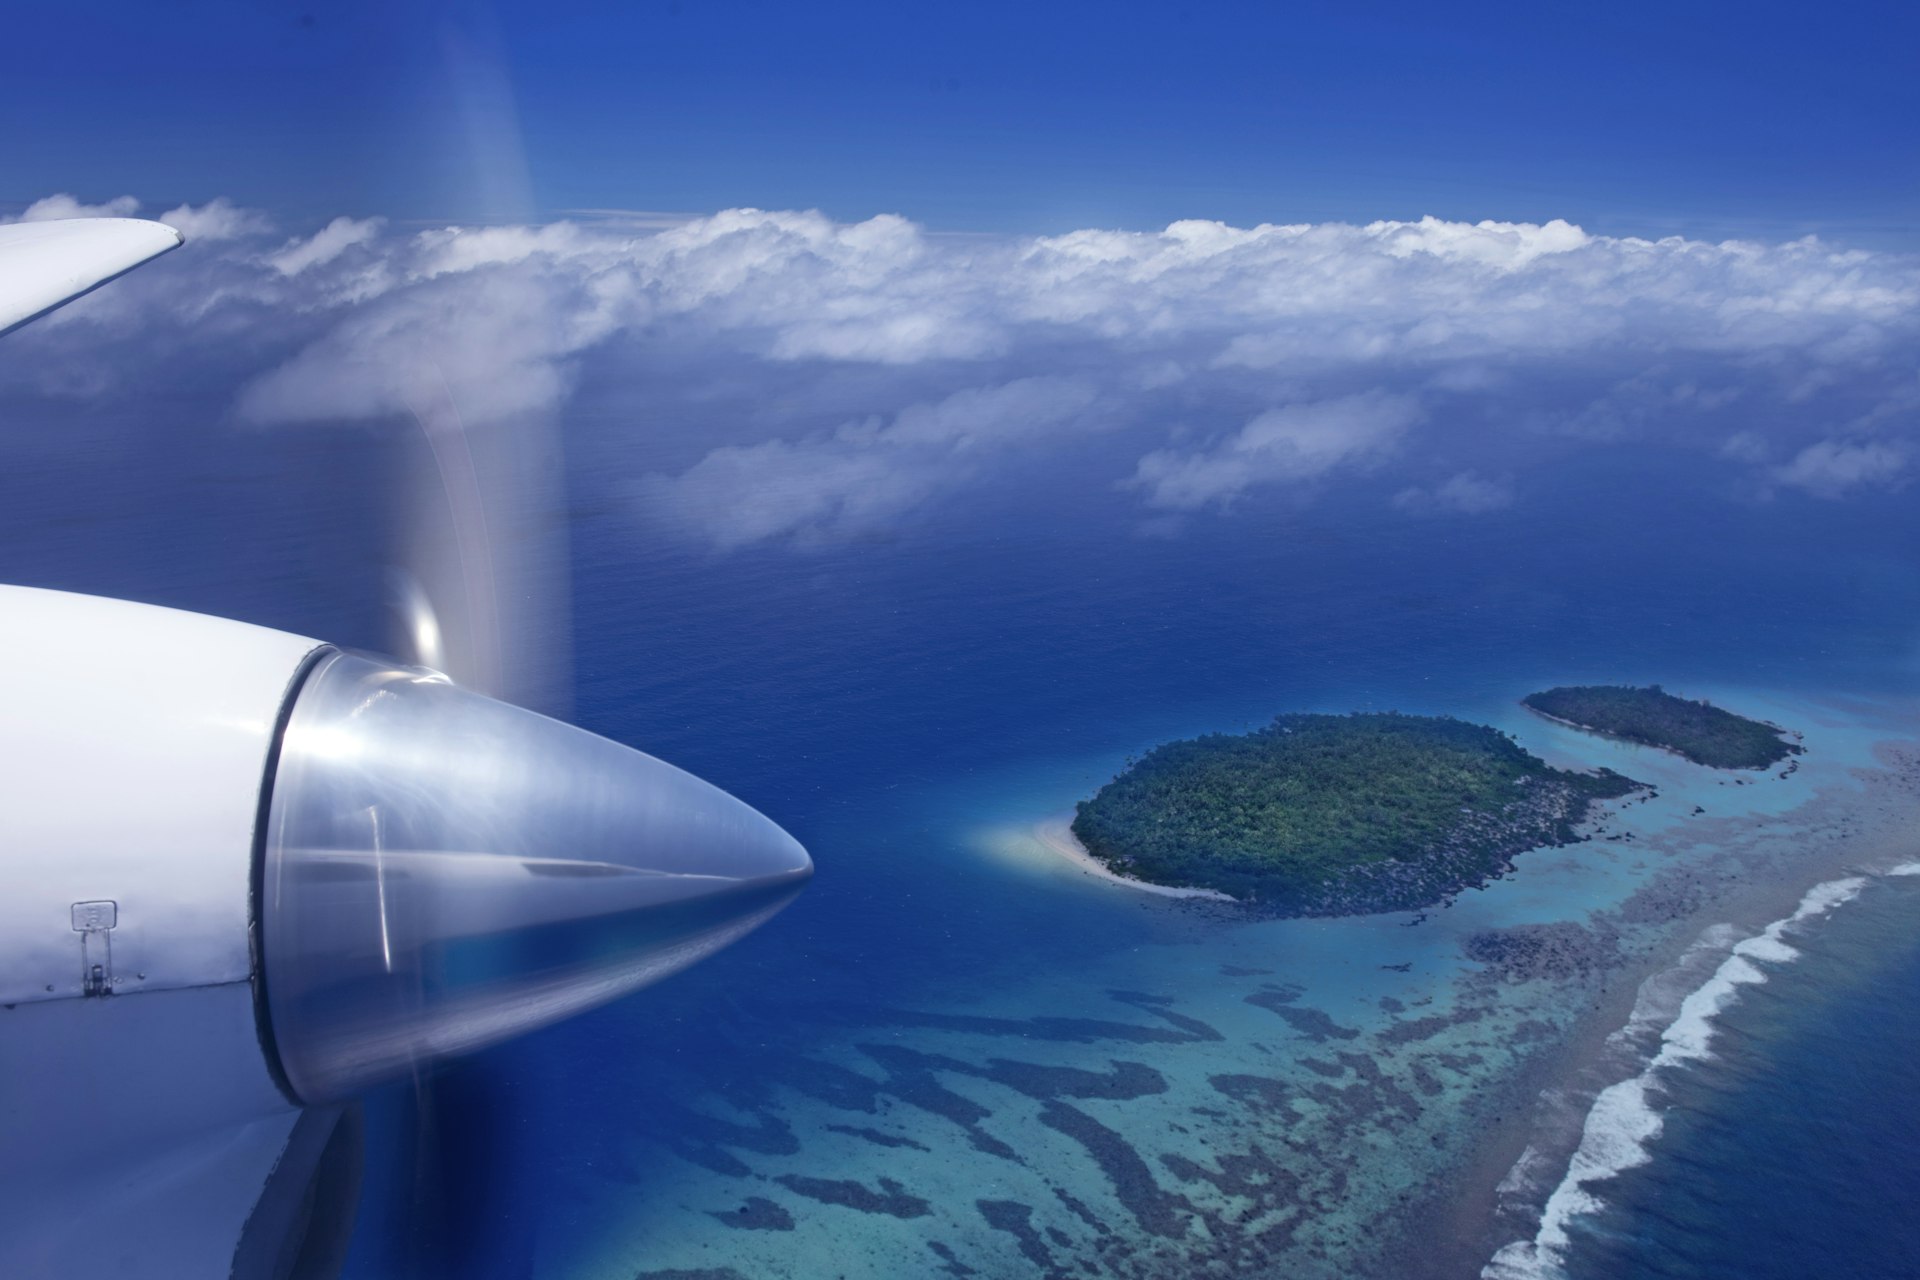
0,25,813,1280
385,370,573,720
237,356,811,1273
299,354,749,1268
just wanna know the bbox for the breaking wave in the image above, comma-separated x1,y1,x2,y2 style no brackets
1482,874,1873,1279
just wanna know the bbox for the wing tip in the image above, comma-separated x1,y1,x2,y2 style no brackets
0,216,188,337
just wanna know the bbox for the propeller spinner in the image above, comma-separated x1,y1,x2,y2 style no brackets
260,648,811,1105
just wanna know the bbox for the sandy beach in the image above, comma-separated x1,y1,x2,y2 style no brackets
1033,815,1238,901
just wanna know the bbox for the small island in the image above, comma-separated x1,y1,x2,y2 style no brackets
1071,712,1640,915
1521,684,1800,770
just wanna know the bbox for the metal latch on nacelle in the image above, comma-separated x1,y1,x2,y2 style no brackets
70,900,117,997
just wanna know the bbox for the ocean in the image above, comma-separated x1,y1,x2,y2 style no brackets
1556,867,1920,1280
3,400,1917,1278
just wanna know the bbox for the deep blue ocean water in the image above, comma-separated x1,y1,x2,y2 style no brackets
3,407,1918,1277
1562,871,1920,1280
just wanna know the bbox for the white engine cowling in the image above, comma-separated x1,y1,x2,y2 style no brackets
0,584,811,1275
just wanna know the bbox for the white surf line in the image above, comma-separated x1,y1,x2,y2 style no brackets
1482,873,1871,1280
1032,818,1237,901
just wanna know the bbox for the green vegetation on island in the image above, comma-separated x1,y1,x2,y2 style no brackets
1071,712,1640,915
1521,684,1800,770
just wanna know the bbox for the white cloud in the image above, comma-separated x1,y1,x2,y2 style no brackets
1393,470,1514,515
236,266,574,428
1130,392,1425,511
9,193,141,222
158,198,272,243
1770,439,1908,498
636,377,1097,548
270,215,385,276
6,196,1917,547
1545,374,1745,441
1719,431,1772,464
1371,215,1590,268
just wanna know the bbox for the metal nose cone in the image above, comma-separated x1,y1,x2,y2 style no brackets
257,650,811,1105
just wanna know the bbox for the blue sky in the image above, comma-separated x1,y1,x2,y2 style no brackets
5,0,1917,242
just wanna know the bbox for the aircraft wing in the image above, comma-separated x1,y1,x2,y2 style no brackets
0,216,182,336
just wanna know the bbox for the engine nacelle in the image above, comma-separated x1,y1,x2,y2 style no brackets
0,584,809,1194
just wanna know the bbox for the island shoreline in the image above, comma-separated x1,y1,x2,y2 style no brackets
1032,816,1238,902
1520,699,1800,773
1396,740,1920,1280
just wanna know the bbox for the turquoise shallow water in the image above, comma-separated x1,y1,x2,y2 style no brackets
483,686,1916,1280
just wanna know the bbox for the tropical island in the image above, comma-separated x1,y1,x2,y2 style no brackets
1521,684,1800,769
1070,712,1641,915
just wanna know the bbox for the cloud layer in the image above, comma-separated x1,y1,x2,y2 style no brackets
6,196,1916,546
1132,392,1425,511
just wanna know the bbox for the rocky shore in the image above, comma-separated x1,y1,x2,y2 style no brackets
1272,776,1642,920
